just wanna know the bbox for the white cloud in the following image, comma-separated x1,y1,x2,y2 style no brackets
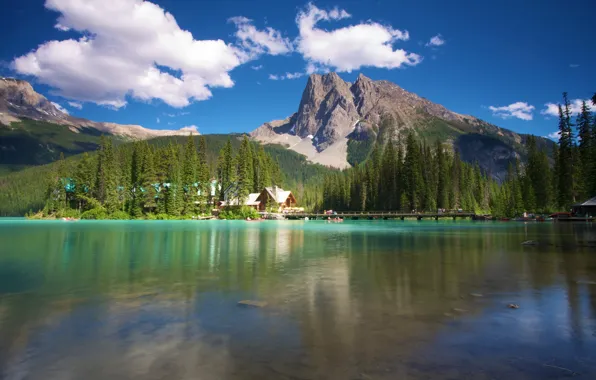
251,65,263,70
180,125,199,134
546,131,560,140
295,3,420,73
12,0,284,109
426,34,445,47
229,16,293,58
268,72,304,80
51,101,69,115
541,99,595,117
67,101,82,109
156,117,160,123
488,102,535,121
569,64,580,68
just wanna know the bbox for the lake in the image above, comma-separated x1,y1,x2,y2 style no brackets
0,219,595,379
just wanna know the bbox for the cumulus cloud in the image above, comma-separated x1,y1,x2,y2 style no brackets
180,125,199,134
12,0,285,109
51,101,69,114
229,16,293,58
269,72,304,80
295,3,420,73
541,99,596,117
67,101,82,109
546,131,560,140
426,34,445,47
488,102,535,121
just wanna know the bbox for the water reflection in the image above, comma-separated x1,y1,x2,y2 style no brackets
0,220,595,379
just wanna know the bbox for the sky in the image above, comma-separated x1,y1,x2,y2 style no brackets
1,0,595,138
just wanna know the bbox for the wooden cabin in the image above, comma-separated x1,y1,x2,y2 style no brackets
256,186,297,212
219,185,297,212
572,196,596,217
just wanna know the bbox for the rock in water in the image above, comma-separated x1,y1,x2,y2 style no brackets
522,240,539,246
237,300,267,308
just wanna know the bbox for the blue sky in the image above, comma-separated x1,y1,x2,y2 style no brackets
1,0,595,138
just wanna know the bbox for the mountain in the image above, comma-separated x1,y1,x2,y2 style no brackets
0,77,197,173
251,73,553,180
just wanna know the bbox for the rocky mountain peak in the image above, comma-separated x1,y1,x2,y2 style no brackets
0,77,200,139
0,77,67,123
293,73,358,149
251,71,547,179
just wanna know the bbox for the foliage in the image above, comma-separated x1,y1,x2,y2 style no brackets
108,210,130,220
80,207,108,220
0,118,123,173
0,134,334,216
218,206,260,220
347,138,374,166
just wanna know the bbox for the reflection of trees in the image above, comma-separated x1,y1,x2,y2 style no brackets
1,221,596,379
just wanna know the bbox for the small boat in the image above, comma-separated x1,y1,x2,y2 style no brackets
499,218,511,222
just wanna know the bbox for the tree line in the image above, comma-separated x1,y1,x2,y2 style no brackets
322,93,596,217
42,135,284,219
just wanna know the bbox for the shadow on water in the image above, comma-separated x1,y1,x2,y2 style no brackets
0,220,595,379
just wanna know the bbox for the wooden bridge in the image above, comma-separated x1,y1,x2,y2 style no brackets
284,211,477,221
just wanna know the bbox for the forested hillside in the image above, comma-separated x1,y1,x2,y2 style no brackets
0,134,332,216
323,94,596,217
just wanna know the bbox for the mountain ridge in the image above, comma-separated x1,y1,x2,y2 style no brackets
251,72,549,180
0,77,198,139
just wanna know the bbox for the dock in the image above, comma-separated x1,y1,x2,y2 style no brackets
285,211,476,221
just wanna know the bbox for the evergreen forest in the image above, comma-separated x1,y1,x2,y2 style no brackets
321,93,596,217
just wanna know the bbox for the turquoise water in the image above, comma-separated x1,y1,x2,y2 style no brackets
0,219,595,379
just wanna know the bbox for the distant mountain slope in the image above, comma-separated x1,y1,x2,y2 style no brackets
0,134,333,216
251,73,554,180
0,77,198,172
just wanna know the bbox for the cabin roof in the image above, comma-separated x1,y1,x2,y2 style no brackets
246,193,261,206
574,196,596,207
264,186,293,203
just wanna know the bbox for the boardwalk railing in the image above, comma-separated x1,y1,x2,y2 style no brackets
283,211,476,220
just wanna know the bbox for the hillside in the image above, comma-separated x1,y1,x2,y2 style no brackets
0,77,199,173
251,73,554,180
0,134,333,216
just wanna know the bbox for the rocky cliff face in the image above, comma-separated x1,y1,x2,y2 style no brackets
0,77,198,139
251,72,548,180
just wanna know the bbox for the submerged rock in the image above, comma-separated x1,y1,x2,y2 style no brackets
508,304,520,309
237,300,268,308
522,240,539,246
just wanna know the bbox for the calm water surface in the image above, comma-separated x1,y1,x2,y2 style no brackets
0,220,596,379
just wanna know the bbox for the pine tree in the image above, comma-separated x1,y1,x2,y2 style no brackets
217,138,234,200
74,152,95,211
576,101,592,199
129,142,144,217
435,141,448,209
164,142,181,215
256,145,271,190
404,134,424,211
95,136,118,212
141,144,158,212
197,136,210,212
557,99,574,209
181,135,198,215
236,135,254,202
380,141,397,210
